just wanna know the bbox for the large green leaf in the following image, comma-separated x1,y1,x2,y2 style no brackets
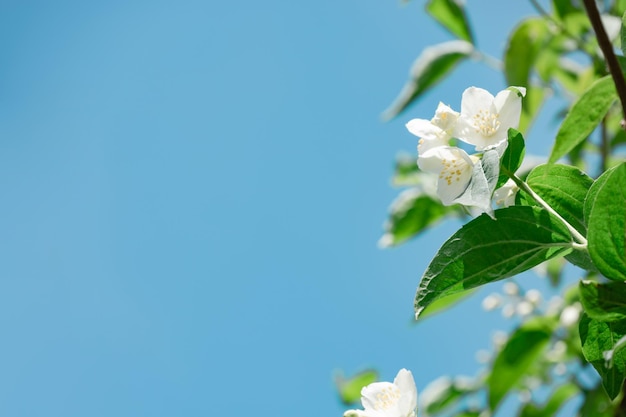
580,313,626,400
380,190,458,247
425,0,474,43
488,317,554,411
383,41,473,120
585,163,626,281
526,163,593,234
580,280,626,322
549,76,617,163
525,163,594,270
414,206,573,318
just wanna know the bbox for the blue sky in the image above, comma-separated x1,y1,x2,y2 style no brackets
0,1,552,416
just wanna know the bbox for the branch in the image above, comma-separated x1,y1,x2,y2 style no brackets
582,0,626,121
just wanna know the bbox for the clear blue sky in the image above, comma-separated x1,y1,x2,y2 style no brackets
0,1,550,416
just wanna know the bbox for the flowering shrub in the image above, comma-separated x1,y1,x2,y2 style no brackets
339,0,626,416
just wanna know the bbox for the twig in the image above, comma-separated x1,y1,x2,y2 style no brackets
582,0,626,121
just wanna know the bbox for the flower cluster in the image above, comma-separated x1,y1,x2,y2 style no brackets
406,86,526,211
344,369,418,417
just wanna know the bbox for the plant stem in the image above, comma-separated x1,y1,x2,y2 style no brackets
582,0,626,121
508,173,588,249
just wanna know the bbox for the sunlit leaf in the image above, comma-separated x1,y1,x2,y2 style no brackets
526,163,592,234
414,206,573,318
549,76,617,163
585,163,626,281
383,41,473,120
425,0,474,43
335,369,378,405
523,163,594,270
418,289,476,320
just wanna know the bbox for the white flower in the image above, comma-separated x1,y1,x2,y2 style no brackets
406,102,459,155
560,303,582,327
493,178,519,207
417,146,478,205
481,293,502,311
344,369,417,417
454,86,526,151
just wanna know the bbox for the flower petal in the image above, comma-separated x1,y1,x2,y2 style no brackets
460,87,494,119
493,89,522,133
431,102,459,133
361,382,399,414
418,146,474,205
393,369,418,417
406,118,442,140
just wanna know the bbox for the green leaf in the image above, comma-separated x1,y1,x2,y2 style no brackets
380,190,458,247
420,376,479,415
586,163,626,281
335,369,378,405
392,154,420,187
524,163,594,270
425,0,474,43
526,163,593,234
497,128,526,189
383,41,473,120
549,76,617,163
414,206,573,318
518,382,579,417
418,289,476,320
504,18,549,87
578,382,614,417
503,18,549,133
488,317,554,411
552,0,580,19
580,280,626,322
580,313,626,400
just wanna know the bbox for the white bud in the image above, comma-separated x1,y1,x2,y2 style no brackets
554,363,567,376
475,349,491,363
525,289,542,305
516,300,534,316
492,331,508,348
482,293,502,311
560,303,582,327
502,303,515,318
503,282,519,295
